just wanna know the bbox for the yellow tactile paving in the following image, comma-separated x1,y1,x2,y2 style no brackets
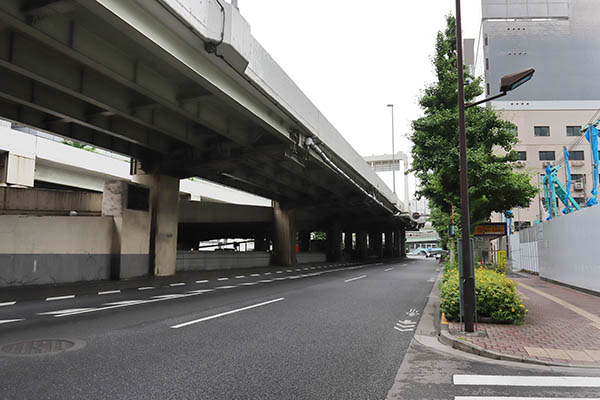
524,347,550,358
565,350,594,362
544,348,571,360
585,350,600,361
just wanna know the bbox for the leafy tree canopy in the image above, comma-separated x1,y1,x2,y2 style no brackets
410,15,537,231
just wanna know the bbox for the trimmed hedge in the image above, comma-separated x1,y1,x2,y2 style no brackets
440,261,527,324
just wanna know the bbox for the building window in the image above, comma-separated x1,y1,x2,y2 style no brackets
485,58,489,70
514,221,530,231
517,151,527,161
509,126,518,136
570,150,584,161
574,197,586,207
539,151,555,161
486,83,490,95
566,126,582,136
534,126,550,136
484,35,488,46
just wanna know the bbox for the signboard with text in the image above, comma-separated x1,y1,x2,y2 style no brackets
473,223,507,237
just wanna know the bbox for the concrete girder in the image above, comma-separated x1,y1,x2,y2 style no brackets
0,98,150,160
0,8,257,148
0,30,221,151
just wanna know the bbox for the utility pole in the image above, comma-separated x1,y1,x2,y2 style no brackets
387,104,396,194
455,0,476,333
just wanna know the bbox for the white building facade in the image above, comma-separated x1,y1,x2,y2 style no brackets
482,0,600,228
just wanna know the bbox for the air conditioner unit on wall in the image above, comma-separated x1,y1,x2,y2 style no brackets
574,182,584,191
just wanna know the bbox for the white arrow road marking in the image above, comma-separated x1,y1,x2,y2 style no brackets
394,326,413,332
170,297,285,329
344,275,367,283
0,319,24,324
453,375,600,387
406,309,420,317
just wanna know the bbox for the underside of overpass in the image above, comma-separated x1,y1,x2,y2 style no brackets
0,0,410,284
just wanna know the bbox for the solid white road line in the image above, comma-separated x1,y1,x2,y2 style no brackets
258,280,274,283
138,286,155,291
38,308,92,315
215,285,236,289
0,301,16,307
98,290,121,295
195,280,209,284
455,398,600,400
45,295,75,301
453,375,600,387
0,319,24,324
344,275,367,283
217,278,229,281
170,283,186,287
186,289,215,294
240,282,258,286
170,297,285,329
384,267,394,272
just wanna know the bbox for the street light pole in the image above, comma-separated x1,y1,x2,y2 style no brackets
455,0,476,333
387,104,396,194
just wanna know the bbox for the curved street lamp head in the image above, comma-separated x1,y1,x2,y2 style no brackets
500,68,535,93
387,104,393,108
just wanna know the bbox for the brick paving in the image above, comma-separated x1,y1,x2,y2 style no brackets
448,273,600,366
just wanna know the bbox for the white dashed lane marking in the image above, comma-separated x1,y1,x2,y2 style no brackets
384,267,394,272
195,280,209,284
0,301,16,307
45,295,75,301
217,278,229,281
138,287,155,291
344,275,367,283
0,319,24,324
169,283,186,287
98,290,121,295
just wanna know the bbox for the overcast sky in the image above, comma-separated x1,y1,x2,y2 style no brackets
239,1,482,202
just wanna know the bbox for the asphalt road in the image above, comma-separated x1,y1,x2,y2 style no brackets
0,258,439,399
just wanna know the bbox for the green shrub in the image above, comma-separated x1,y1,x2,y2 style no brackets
439,263,527,324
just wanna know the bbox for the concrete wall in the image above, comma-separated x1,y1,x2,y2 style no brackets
176,251,327,271
509,205,600,293
0,215,113,286
176,251,270,271
0,186,102,215
296,252,327,264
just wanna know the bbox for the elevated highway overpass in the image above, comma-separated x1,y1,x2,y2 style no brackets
0,0,409,283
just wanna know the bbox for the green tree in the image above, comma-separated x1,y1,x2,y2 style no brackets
410,15,537,233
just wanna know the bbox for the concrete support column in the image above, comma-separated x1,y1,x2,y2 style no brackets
254,236,268,252
102,180,152,280
394,230,401,257
370,231,383,258
327,222,343,262
299,230,311,253
344,231,353,256
384,230,394,257
132,173,180,277
357,231,368,260
272,202,297,267
400,229,407,258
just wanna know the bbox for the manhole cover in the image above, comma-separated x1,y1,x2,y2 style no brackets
1,339,82,356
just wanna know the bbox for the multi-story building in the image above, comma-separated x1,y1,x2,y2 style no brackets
481,0,600,229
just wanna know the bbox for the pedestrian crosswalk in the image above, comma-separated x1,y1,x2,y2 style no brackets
453,375,600,399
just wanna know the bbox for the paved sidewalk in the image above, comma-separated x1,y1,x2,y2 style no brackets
446,273,600,366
